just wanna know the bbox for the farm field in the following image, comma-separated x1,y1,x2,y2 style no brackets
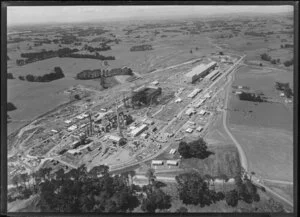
229,124,293,182
226,65,293,182
7,78,102,134
228,66,293,131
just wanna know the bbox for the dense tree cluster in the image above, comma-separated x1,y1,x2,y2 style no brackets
178,138,212,159
238,92,267,102
275,82,293,98
64,53,115,60
84,43,111,52
130,45,153,52
16,48,78,65
175,172,224,207
232,172,260,206
141,185,171,212
8,165,141,212
22,67,65,82
7,102,17,111
76,69,102,80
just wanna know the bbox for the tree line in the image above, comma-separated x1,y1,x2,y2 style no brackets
19,67,65,82
63,53,115,60
16,48,79,66
130,45,153,52
238,92,267,102
260,53,293,67
84,43,111,52
76,67,133,80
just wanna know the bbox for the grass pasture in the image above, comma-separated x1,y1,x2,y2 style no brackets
229,65,293,131
229,124,293,181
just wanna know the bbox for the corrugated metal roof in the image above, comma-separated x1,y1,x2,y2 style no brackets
185,61,217,78
205,69,220,79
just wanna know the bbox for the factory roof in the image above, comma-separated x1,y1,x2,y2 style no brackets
152,160,164,165
205,69,220,80
131,124,148,136
186,128,193,133
175,98,182,103
107,134,122,142
68,125,77,131
166,160,179,165
185,61,217,78
133,85,146,92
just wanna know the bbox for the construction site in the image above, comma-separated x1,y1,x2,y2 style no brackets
8,53,239,181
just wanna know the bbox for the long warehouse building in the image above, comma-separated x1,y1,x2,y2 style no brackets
205,69,220,80
185,61,217,83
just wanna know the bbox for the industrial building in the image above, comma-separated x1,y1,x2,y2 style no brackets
188,88,202,98
185,108,196,116
166,160,179,166
131,124,148,137
195,98,206,108
205,69,220,81
152,160,164,166
107,134,122,143
132,86,162,106
186,128,193,133
185,61,217,83
68,125,77,131
175,98,182,103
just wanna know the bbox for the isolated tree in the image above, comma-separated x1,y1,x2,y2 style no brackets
219,51,224,55
190,49,193,54
259,63,263,67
